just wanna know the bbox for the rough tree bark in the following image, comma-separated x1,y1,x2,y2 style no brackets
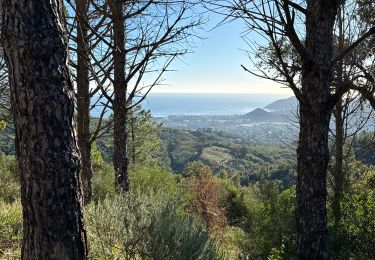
332,100,344,227
332,7,345,229
229,0,374,257
76,0,93,204
110,0,129,192
296,1,340,258
2,0,88,258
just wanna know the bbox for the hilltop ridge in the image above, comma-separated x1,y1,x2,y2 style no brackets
264,96,298,111
242,96,297,121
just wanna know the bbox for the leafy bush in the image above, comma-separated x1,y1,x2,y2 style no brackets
91,144,116,202
335,169,375,259
328,168,375,259
329,193,375,260
268,244,296,260
92,165,114,202
91,145,179,202
254,184,296,259
217,178,250,226
0,153,19,203
0,200,22,257
221,226,251,259
85,191,219,259
182,161,212,178
129,165,178,195
226,182,296,259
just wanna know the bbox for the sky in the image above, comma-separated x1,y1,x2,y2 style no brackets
152,13,293,95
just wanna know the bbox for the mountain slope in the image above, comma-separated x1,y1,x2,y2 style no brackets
264,96,298,111
242,108,282,121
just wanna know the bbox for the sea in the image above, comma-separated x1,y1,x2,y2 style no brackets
138,93,291,117
91,93,292,117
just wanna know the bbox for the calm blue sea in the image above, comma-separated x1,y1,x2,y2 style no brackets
142,93,291,117
91,93,292,117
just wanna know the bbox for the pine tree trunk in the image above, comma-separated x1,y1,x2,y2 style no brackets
131,113,136,164
296,1,339,258
297,104,331,259
76,0,93,204
110,0,129,192
113,101,129,193
332,7,345,229
2,0,88,258
332,98,344,230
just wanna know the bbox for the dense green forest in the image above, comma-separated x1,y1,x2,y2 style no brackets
1,111,375,258
1,0,375,259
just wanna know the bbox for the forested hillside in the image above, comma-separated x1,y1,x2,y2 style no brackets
2,112,375,258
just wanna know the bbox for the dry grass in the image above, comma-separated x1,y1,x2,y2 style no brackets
201,146,232,166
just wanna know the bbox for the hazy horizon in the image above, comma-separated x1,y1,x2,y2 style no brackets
91,92,295,118
141,93,292,117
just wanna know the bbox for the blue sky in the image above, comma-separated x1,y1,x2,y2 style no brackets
153,13,293,95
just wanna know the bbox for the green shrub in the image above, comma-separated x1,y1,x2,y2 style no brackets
268,244,296,260
0,200,22,257
92,162,115,202
182,161,212,178
0,153,19,203
91,149,179,202
129,165,178,195
91,144,115,202
328,169,375,259
216,178,250,226
147,203,218,260
339,193,375,259
226,182,296,259
221,226,250,259
85,191,219,259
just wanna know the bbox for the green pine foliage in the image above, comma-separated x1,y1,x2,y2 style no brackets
127,106,163,166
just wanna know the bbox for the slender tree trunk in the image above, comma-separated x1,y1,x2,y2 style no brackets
110,0,129,192
76,0,93,204
332,7,345,229
333,100,344,227
2,0,88,259
296,1,339,258
131,112,136,164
